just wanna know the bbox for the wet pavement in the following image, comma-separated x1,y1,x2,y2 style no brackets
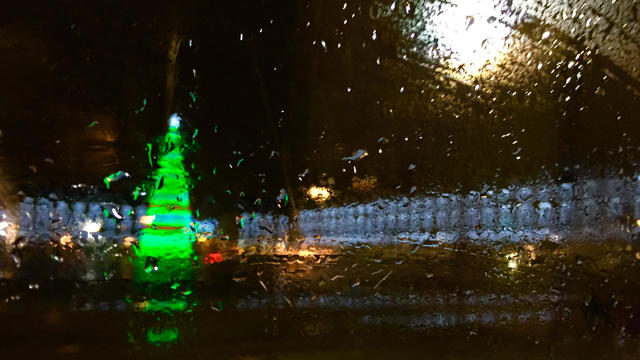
2,238,640,358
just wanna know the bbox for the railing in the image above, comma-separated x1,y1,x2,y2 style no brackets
240,176,640,245
3,175,640,245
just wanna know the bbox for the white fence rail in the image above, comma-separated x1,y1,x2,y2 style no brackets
3,176,640,245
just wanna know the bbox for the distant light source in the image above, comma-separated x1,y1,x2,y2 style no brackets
506,252,518,269
60,234,73,247
204,252,224,264
139,215,156,226
307,186,331,201
169,113,181,130
81,220,102,233
636,219,640,227
123,236,137,247
297,250,317,257
270,247,331,257
0,218,18,244
409,0,515,82
432,1,511,78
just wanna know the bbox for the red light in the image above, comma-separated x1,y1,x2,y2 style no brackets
205,252,224,264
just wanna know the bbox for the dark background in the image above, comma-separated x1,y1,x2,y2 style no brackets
1,0,639,219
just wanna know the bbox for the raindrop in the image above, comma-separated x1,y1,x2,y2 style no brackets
465,16,475,31
144,256,159,273
342,149,368,161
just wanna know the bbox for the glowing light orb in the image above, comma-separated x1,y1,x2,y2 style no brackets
138,215,156,226
506,252,518,269
433,1,511,77
409,0,516,81
168,113,181,130
60,234,73,247
123,236,137,247
297,250,317,257
307,186,332,201
204,252,224,264
0,220,11,239
81,220,102,233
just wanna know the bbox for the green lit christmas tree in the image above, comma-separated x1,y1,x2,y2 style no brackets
130,113,197,347
134,113,196,284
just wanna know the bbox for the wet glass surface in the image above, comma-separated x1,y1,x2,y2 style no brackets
1,0,640,358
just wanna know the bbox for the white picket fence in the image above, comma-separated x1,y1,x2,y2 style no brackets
3,175,640,245
240,176,640,245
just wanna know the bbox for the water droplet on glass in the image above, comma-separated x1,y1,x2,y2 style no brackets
144,256,159,273
465,16,475,31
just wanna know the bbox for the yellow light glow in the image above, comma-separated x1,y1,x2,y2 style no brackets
307,186,331,201
636,219,640,227
524,244,536,261
81,220,102,233
506,252,518,269
60,234,73,247
297,250,316,257
276,247,331,257
275,241,287,252
139,215,156,226
0,219,18,245
425,0,514,81
123,236,137,247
